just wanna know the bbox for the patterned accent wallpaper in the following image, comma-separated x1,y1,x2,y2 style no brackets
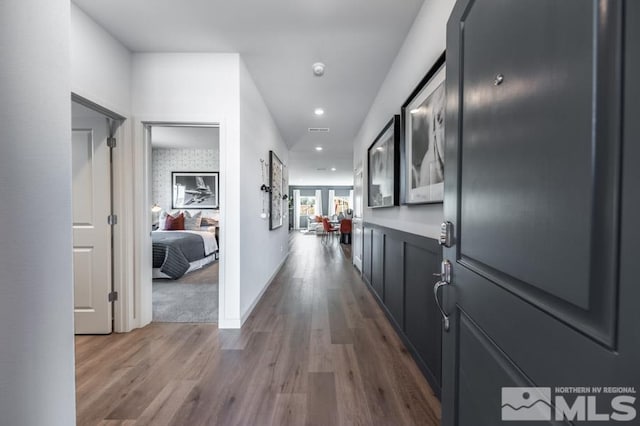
152,148,220,219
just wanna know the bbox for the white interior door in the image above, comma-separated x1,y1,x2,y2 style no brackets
72,114,112,334
352,166,364,271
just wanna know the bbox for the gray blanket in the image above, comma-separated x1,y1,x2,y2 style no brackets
152,231,206,279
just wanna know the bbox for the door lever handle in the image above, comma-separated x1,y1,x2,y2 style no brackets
434,281,450,331
433,259,452,332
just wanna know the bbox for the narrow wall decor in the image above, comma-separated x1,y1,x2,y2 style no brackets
401,51,446,204
269,150,284,230
368,115,400,208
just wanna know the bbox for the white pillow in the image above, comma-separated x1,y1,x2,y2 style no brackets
184,211,202,230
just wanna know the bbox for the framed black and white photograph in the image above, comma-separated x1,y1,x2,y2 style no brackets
269,150,284,230
401,52,446,204
367,115,400,208
172,171,219,209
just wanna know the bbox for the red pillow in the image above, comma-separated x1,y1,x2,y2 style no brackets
165,212,185,230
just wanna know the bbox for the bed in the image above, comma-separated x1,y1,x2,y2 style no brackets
152,229,218,279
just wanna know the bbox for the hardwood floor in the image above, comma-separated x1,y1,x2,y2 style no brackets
75,232,441,425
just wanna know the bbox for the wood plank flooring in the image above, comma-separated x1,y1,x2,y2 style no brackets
76,232,441,425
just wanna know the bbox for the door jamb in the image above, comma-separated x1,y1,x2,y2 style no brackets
71,93,126,333
135,120,224,328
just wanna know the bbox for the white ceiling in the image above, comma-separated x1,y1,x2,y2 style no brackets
288,151,355,186
72,0,424,185
151,126,219,150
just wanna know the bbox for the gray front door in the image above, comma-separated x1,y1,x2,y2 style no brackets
442,1,639,424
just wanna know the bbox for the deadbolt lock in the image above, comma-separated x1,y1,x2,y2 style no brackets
439,221,453,247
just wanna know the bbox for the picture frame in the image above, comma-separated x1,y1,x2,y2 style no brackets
401,51,446,205
367,115,400,208
171,171,219,209
269,150,284,230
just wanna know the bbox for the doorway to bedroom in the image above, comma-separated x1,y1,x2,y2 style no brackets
150,125,220,323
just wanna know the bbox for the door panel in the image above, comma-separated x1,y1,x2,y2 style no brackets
371,229,384,299
458,0,619,346
405,242,442,390
456,313,529,426
362,227,373,284
383,235,403,328
443,1,636,425
72,133,95,224
72,116,112,334
73,247,94,308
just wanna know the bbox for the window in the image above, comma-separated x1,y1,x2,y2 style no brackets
333,195,351,215
299,196,316,217
298,196,317,229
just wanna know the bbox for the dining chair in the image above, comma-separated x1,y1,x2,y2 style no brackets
339,218,352,244
321,217,338,244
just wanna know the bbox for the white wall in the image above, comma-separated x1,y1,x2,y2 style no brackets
353,0,455,239
131,53,242,328
132,53,240,120
239,58,290,320
70,23,288,329
71,2,135,332
133,54,289,327
71,3,132,116
0,0,76,424
152,148,220,219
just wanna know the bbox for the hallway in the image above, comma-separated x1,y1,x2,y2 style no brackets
75,233,441,425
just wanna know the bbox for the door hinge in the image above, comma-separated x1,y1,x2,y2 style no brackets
107,137,117,148
108,291,118,302
108,214,118,226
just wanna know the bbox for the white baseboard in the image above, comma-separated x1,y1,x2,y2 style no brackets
218,318,242,329
240,251,290,326
353,255,362,273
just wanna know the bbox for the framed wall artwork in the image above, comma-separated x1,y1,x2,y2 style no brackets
367,115,400,208
269,150,284,230
172,171,219,209
401,51,446,204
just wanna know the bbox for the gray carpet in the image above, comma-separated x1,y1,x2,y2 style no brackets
152,261,218,323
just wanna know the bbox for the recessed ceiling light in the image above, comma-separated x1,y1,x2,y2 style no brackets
410,108,420,114
314,108,324,116
376,147,384,151
312,62,325,77
331,167,336,171
315,146,323,151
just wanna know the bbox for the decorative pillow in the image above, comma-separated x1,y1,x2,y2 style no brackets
158,210,180,230
184,211,202,230
200,216,219,227
165,212,185,230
